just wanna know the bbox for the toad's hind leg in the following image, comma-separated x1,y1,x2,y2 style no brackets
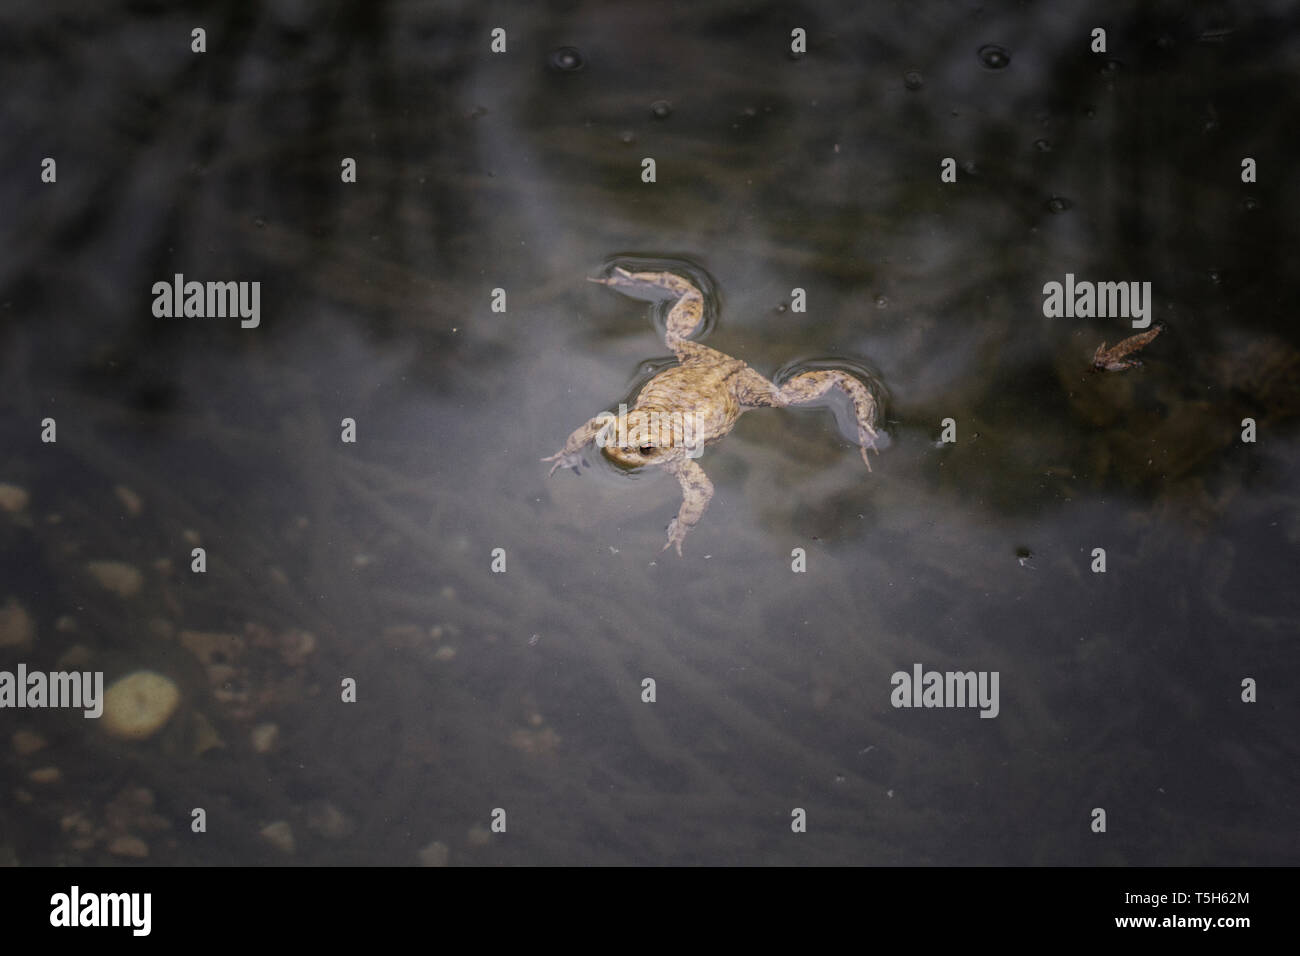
589,267,705,354
737,367,879,469
662,457,713,555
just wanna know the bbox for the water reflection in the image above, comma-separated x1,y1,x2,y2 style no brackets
0,1,1296,866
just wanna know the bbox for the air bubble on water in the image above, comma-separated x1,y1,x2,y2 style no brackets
547,46,584,72
1033,138,1052,152
903,70,924,91
1241,196,1259,212
874,295,889,309
650,99,673,119
254,217,266,228
619,130,636,145
1045,195,1073,214
977,44,1011,70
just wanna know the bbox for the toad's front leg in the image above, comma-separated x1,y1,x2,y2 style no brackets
542,414,612,476
662,457,714,556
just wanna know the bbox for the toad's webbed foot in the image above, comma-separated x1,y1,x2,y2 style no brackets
541,449,587,476
543,414,612,476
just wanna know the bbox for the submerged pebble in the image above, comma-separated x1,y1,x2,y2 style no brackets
11,730,47,755
113,485,143,517
87,561,143,598
107,835,149,858
0,484,29,512
259,821,295,854
102,671,181,740
250,723,279,754
418,840,450,867
0,599,34,648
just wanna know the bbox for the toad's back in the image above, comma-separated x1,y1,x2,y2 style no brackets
634,349,747,442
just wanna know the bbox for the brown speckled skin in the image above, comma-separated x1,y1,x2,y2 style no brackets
1092,324,1164,371
544,268,879,554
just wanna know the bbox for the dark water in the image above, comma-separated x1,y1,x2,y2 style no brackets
1,1,1297,865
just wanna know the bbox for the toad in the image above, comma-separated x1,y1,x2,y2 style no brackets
543,267,880,554
1092,324,1164,371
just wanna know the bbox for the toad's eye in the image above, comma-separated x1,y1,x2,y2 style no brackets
639,445,654,456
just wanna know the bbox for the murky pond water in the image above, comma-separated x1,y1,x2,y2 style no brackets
1,1,1297,865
